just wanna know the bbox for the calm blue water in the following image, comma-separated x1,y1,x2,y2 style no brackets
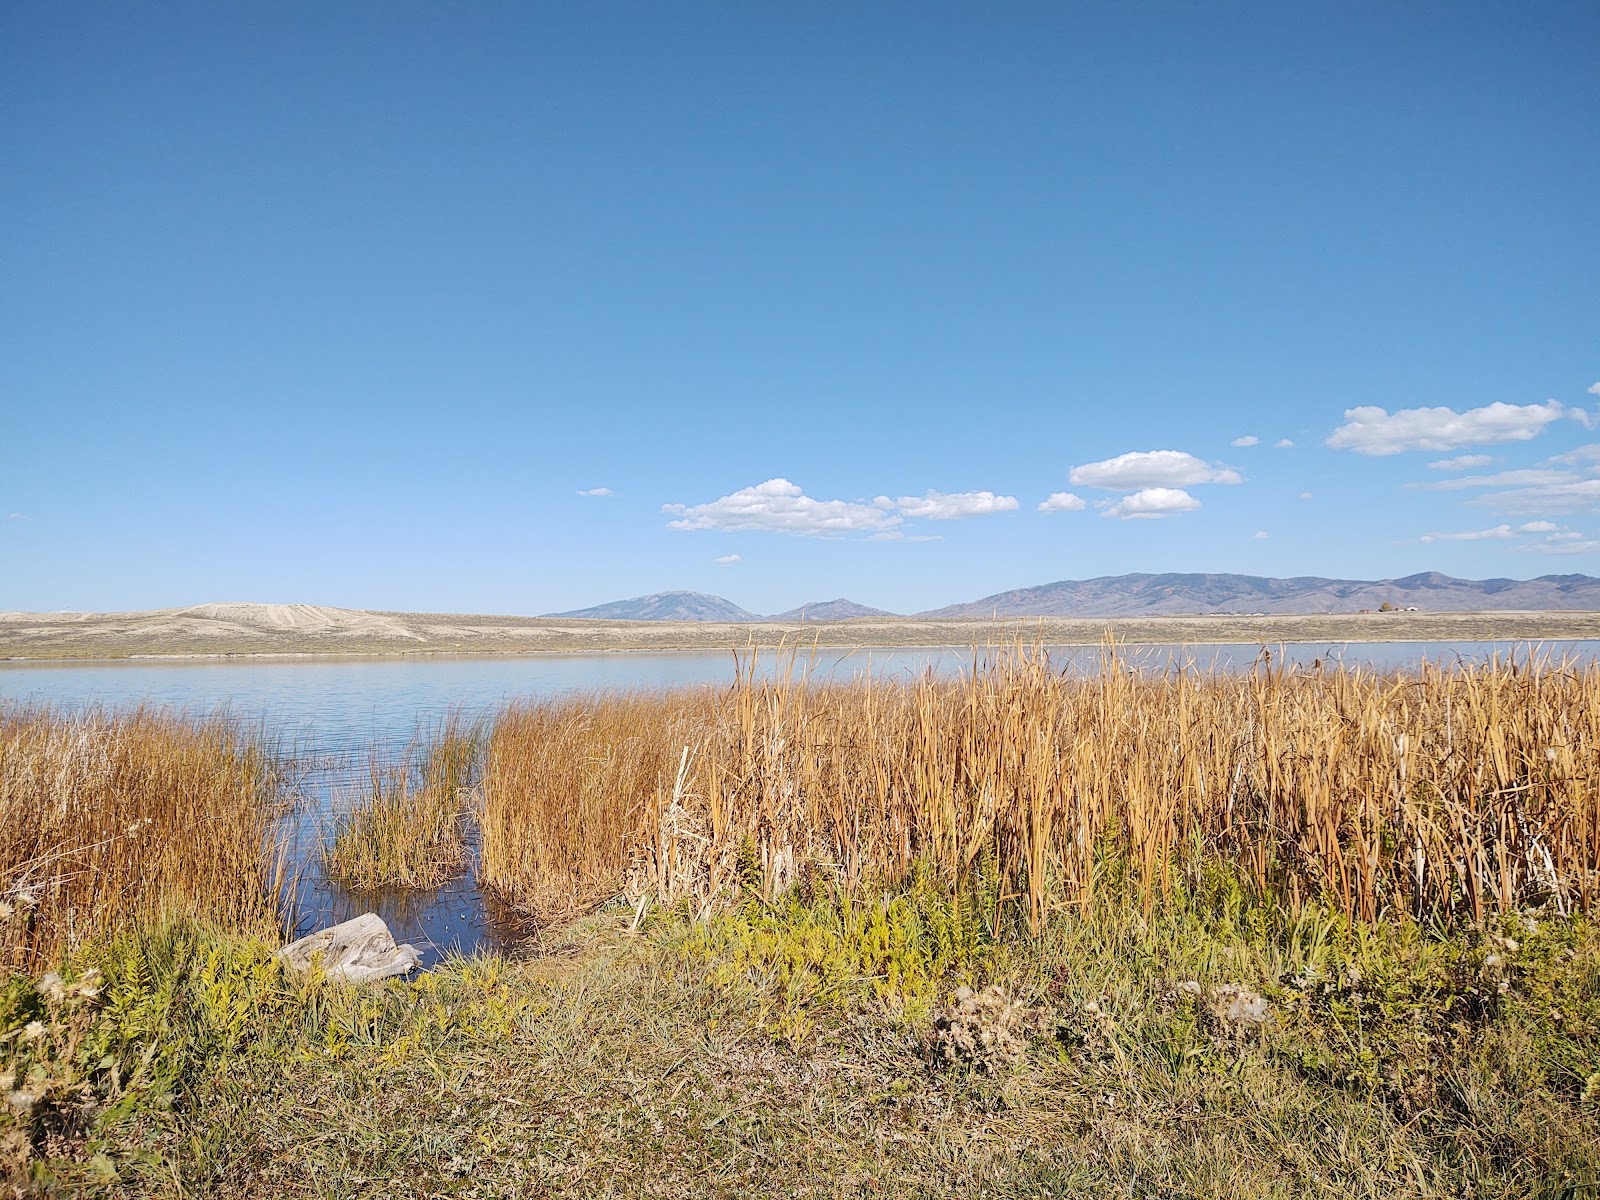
5,641,1596,745
6,641,1597,963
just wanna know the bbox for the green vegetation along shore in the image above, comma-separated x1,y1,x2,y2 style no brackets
4,649,1600,1195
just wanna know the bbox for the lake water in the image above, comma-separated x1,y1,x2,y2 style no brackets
6,640,1598,964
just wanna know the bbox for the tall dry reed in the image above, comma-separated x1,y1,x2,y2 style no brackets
481,691,708,918
481,644,1600,928
0,704,280,972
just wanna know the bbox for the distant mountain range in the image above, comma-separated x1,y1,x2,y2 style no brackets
546,592,897,622
547,573,1600,622
546,592,761,622
769,598,896,621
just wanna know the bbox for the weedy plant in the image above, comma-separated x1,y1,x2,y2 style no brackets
323,710,482,891
0,705,281,975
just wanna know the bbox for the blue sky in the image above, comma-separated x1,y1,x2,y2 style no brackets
4,2,1598,616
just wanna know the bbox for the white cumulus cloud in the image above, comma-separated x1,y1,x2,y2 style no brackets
1418,525,1515,543
893,490,1019,520
1101,488,1201,520
1231,435,1259,447
1038,492,1086,513
714,554,742,565
1426,454,1493,471
665,479,1020,537
1273,439,1294,449
576,487,612,497
1326,401,1569,455
1589,383,1600,396
665,479,904,537
1251,530,1269,540
1517,521,1559,533
1069,450,1241,490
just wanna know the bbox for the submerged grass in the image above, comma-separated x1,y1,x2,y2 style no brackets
0,705,281,975
323,711,482,892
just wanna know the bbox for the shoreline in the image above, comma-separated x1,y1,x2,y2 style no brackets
6,607,1600,663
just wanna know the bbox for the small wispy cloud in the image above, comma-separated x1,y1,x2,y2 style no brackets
1037,492,1086,513
1515,537,1600,556
1426,454,1493,471
1251,530,1268,540
1231,435,1259,447
576,487,613,497
1418,524,1515,544
1408,468,1574,492
867,531,942,543
6,513,26,521
1299,492,1313,501
714,553,741,565
1100,488,1201,520
1518,521,1558,533
1589,382,1600,396
1465,478,1600,514
1273,439,1294,449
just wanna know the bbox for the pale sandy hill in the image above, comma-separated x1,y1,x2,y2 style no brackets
173,603,424,639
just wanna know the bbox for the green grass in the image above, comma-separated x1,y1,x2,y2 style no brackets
4,852,1597,1198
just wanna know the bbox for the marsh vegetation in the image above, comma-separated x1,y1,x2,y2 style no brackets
322,711,482,893
2,647,1599,1195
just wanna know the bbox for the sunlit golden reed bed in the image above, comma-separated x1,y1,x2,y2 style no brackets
0,705,279,972
482,644,1600,928
6,644,1599,974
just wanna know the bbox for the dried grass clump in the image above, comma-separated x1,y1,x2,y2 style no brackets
0,704,279,973
928,984,1044,1072
481,643,1600,931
